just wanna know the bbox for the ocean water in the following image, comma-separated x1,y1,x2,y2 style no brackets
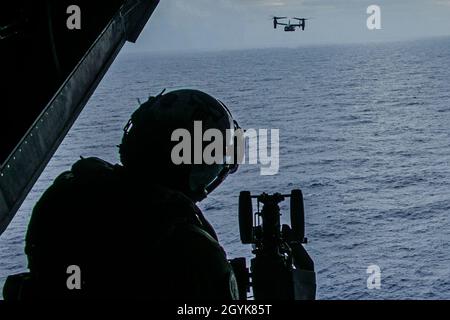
2,38,450,299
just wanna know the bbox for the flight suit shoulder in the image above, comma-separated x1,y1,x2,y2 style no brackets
163,223,239,300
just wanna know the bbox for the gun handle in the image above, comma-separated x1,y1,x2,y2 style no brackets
290,241,315,271
292,269,316,300
290,190,306,242
239,191,253,244
229,257,250,300
290,241,316,300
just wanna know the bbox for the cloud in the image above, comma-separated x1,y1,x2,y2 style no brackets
234,0,301,5
435,0,450,6
126,0,450,53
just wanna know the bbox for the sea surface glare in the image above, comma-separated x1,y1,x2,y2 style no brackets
2,38,450,299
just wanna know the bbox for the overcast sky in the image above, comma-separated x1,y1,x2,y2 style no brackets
124,0,450,52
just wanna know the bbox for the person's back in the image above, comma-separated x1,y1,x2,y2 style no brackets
4,89,241,300
23,156,236,299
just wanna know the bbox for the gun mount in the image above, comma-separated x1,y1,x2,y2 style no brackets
230,189,316,300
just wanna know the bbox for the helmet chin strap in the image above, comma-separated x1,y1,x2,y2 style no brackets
190,189,208,203
195,118,242,201
185,166,230,202
205,166,232,195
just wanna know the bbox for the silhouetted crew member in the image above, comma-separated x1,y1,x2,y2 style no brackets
5,89,241,299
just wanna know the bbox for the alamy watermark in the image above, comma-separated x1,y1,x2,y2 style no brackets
171,121,280,176
66,265,82,290
367,5,381,30
66,5,81,30
366,264,381,290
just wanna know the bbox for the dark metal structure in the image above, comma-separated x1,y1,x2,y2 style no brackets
231,190,316,300
0,0,160,235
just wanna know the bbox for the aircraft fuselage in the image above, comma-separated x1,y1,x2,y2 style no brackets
284,25,296,32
